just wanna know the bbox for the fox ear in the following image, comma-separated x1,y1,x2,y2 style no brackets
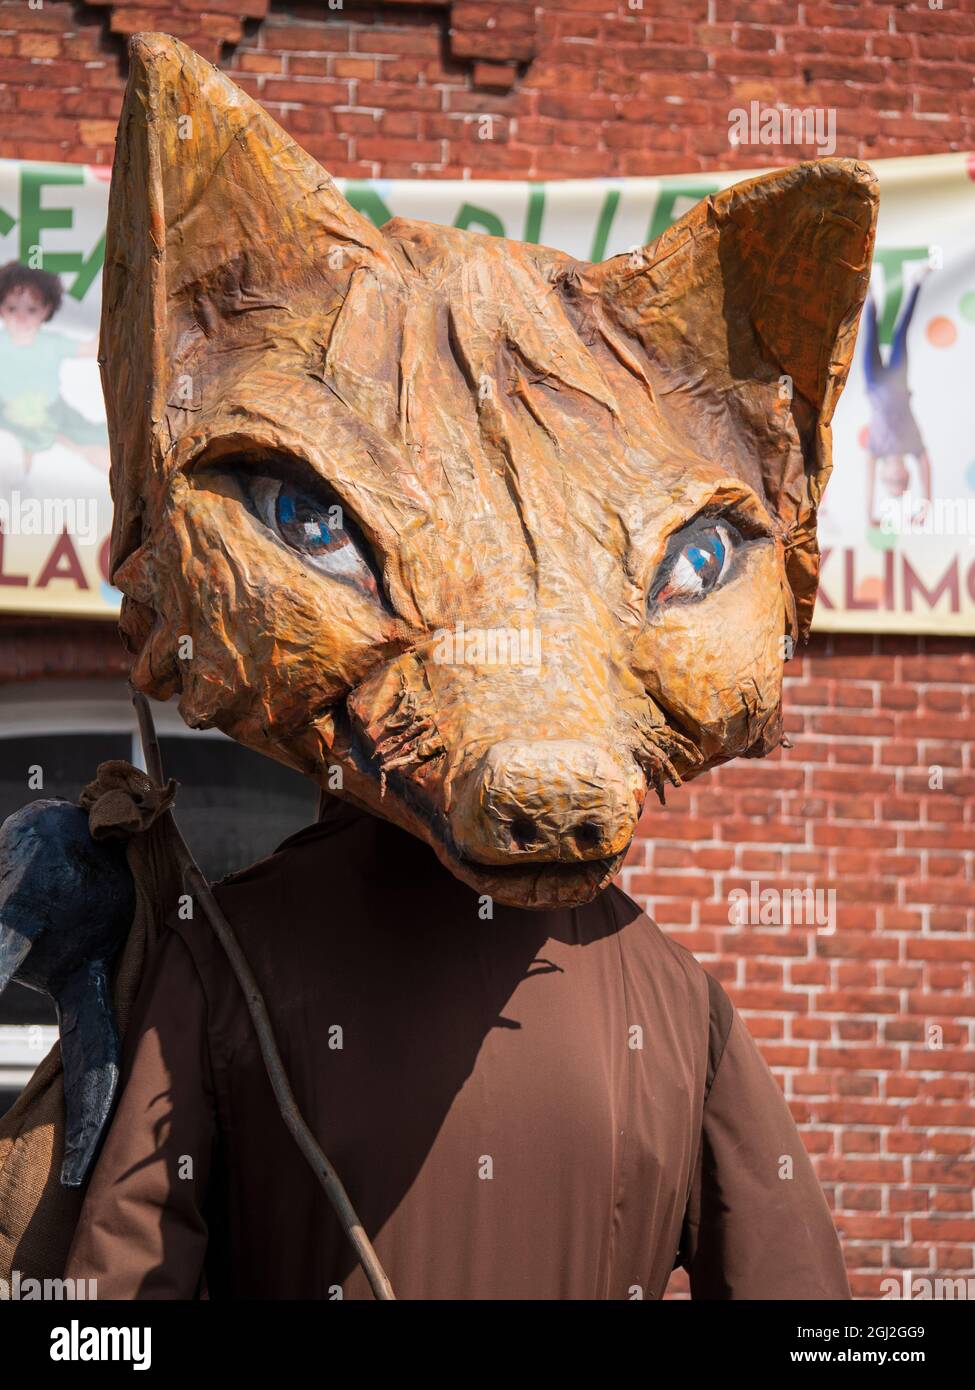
582,160,878,638
102,32,389,579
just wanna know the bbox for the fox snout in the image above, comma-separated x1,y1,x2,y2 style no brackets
448,740,643,867
450,739,645,867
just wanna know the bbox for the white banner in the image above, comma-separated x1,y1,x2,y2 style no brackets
1,153,973,631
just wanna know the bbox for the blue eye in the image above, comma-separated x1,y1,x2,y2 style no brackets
686,532,725,579
275,487,336,556
652,520,736,605
243,473,380,600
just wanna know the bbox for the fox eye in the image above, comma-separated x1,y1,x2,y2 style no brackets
651,518,738,606
244,475,380,599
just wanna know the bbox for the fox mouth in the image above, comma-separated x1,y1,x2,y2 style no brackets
448,846,626,910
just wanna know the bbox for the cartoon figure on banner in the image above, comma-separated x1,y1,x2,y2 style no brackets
863,261,932,529
0,261,110,497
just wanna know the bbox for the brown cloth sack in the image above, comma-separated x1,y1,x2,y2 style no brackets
0,762,181,1283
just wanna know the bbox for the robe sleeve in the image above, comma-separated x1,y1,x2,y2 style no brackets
679,1002,851,1300
65,927,216,1299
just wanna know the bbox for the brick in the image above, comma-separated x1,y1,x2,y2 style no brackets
287,57,331,78
357,136,444,164
334,59,378,80
235,53,284,75
835,1215,903,1239
356,82,443,112
260,80,350,107
910,1218,975,1241
16,33,61,59
353,30,442,58
263,23,348,53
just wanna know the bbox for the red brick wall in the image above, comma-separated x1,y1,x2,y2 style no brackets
625,633,975,1298
0,0,973,1297
1,0,974,171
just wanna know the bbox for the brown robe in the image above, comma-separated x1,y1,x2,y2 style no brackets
65,806,849,1300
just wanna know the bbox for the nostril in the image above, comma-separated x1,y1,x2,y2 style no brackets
509,816,540,850
574,820,603,851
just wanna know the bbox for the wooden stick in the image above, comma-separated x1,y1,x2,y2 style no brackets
129,682,165,787
129,688,396,1301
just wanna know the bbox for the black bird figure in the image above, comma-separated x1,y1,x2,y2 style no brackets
0,798,135,1187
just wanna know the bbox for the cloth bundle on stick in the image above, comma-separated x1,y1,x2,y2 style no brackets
0,762,179,1282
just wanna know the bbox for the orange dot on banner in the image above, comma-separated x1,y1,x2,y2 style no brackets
856,577,884,606
858,423,870,450
926,315,957,348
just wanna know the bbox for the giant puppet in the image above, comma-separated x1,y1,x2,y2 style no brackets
0,34,878,1299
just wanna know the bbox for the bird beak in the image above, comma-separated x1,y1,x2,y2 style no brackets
56,962,120,1188
0,919,32,994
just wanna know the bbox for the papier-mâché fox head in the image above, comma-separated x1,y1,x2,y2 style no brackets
103,34,877,909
